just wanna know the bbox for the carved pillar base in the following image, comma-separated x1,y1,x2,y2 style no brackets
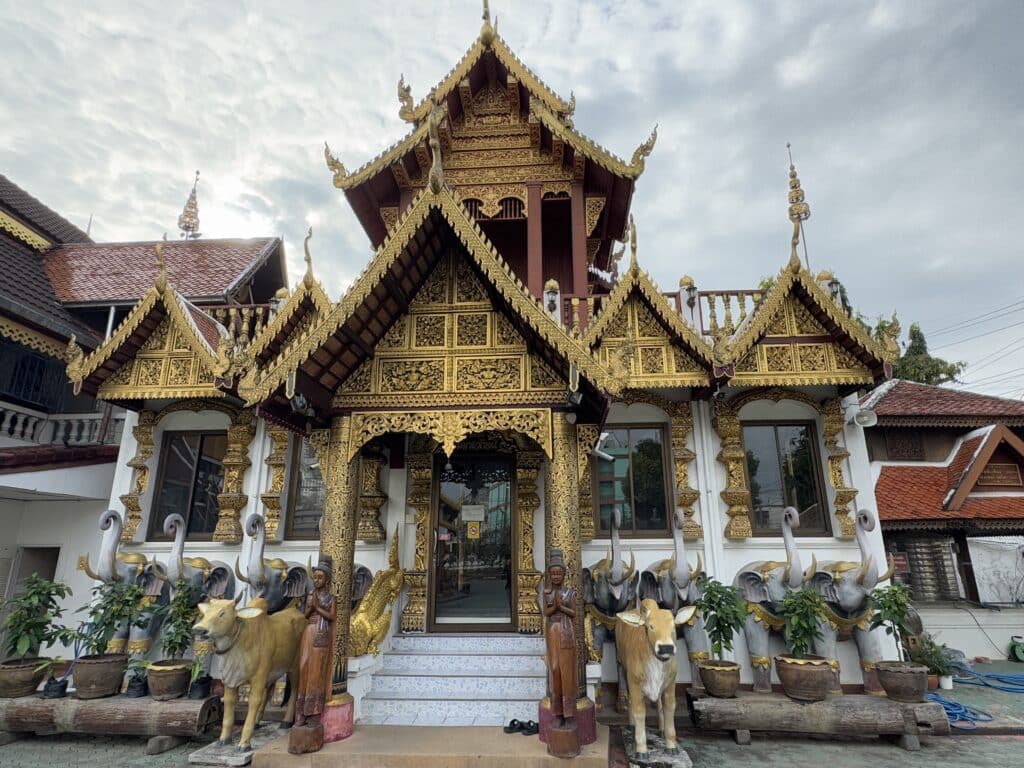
212,496,245,543
356,454,387,544
400,572,427,632
714,402,753,540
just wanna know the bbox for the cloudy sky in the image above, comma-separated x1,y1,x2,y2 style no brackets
2,1,1021,397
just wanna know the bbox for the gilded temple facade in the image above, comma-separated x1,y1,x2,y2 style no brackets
43,7,901,725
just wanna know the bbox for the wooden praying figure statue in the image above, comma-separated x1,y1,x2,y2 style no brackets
543,548,580,758
289,555,337,754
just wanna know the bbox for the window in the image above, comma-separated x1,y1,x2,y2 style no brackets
149,432,227,540
595,426,670,535
742,422,829,536
0,339,67,412
286,437,325,539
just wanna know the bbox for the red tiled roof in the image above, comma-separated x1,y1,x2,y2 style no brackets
946,434,986,491
184,301,225,351
0,173,92,245
44,238,279,304
876,466,952,522
958,497,1024,519
862,380,1024,425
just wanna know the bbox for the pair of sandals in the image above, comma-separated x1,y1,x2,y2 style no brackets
503,718,539,735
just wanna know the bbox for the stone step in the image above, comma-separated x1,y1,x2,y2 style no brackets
389,633,544,655
359,697,540,727
368,672,547,700
381,651,547,676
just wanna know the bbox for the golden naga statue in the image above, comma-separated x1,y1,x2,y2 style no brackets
348,528,404,657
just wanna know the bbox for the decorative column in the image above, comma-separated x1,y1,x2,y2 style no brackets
569,181,589,328
315,414,360,695
822,398,858,539
400,450,433,632
668,403,703,540
118,410,157,542
515,452,543,634
214,408,256,543
356,452,387,544
527,181,543,299
259,427,290,540
576,424,600,541
712,399,752,539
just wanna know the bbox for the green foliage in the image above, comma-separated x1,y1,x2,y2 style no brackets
911,635,953,676
758,275,776,292
190,655,208,684
127,656,149,682
869,583,912,640
779,588,825,659
160,579,199,659
696,577,747,659
33,656,68,677
75,580,150,657
893,323,966,385
1,574,75,659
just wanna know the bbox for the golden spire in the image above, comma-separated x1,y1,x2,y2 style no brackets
481,0,495,46
155,233,169,291
787,143,811,270
427,102,445,194
303,226,315,287
177,171,201,240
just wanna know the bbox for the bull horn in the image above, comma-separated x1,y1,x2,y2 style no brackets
782,549,794,585
857,554,875,585
804,553,817,583
234,556,250,584
234,591,244,605
80,554,102,581
878,553,896,583
691,553,703,581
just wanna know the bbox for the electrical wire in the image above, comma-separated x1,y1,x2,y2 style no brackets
929,298,1024,336
930,319,1024,351
959,336,1024,376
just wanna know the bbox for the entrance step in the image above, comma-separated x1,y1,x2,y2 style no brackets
361,633,547,726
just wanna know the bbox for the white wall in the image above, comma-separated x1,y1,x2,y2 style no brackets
917,605,1023,660
968,536,1024,605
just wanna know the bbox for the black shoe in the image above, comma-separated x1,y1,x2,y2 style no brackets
503,718,525,733
520,720,539,736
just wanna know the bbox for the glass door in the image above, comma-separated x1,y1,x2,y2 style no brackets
430,453,514,630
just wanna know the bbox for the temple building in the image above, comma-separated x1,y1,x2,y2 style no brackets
5,6,906,726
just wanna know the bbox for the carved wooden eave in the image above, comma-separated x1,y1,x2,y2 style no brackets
723,254,891,387
246,268,332,367
238,185,616,419
585,251,714,390
65,275,230,403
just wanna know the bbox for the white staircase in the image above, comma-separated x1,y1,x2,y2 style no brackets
360,633,547,726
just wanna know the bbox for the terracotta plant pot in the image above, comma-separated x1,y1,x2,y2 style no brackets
927,674,939,690
876,661,929,703
147,660,191,701
697,660,741,698
72,653,128,699
774,655,834,702
0,657,47,698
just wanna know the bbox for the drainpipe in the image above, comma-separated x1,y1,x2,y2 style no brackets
96,304,116,443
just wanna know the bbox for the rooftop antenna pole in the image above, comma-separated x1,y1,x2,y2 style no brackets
85,213,93,237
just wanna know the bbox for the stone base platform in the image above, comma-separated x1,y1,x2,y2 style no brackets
252,724,609,768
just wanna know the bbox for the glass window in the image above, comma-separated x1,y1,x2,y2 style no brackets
742,422,829,536
596,426,669,535
286,437,325,539
0,339,67,412
149,432,227,540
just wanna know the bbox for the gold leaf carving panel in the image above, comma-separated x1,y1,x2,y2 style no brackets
455,357,521,391
456,313,488,346
379,359,445,392
413,315,446,347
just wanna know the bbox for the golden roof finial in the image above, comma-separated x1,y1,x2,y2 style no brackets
177,170,201,240
787,143,811,270
324,142,348,186
303,226,315,287
427,102,445,194
398,74,415,122
155,233,169,291
480,0,496,46
630,125,658,171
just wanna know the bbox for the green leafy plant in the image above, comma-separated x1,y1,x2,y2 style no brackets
1,575,75,659
33,656,69,679
127,656,150,682
696,576,747,659
74,580,150,657
911,635,952,677
779,588,825,659
869,583,913,659
160,579,199,659
190,655,208,684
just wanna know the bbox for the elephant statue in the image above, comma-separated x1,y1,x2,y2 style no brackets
79,509,169,656
235,513,310,614
164,513,235,602
640,508,710,688
734,506,804,693
582,507,639,664
805,508,894,694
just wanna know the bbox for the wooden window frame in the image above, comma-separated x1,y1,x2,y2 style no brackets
741,419,831,537
593,423,672,538
284,435,323,541
148,430,227,541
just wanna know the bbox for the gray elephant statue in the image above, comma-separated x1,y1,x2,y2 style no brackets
805,509,894,695
164,513,236,602
235,513,310,613
582,507,639,663
640,508,710,689
734,506,804,693
79,509,169,656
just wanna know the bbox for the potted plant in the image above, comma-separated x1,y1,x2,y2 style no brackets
870,583,928,702
774,588,833,701
34,657,71,698
0,575,75,697
911,635,953,691
125,657,150,697
71,579,150,699
694,576,748,698
147,579,197,700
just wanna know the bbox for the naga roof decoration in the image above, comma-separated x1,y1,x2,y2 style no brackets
237,184,617,406
65,241,230,400
585,217,714,387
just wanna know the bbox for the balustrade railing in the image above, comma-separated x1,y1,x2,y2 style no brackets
697,289,765,337
0,401,125,447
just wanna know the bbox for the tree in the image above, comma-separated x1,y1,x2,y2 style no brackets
890,322,966,385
